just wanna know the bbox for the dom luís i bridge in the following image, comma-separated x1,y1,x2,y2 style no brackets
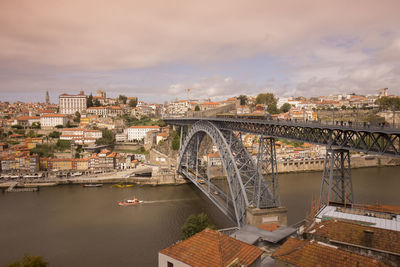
163,115,400,228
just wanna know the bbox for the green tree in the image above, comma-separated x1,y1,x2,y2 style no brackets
27,130,36,138
6,254,48,267
128,98,137,107
74,111,81,123
238,95,248,106
55,125,64,129
31,122,41,129
194,105,200,111
171,130,180,150
255,93,279,114
341,105,347,110
87,94,94,108
12,125,23,129
375,96,400,111
280,103,292,113
119,95,128,104
95,129,115,145
48,131,61,139
94,99,101,107
56,140,71,151
181,213,216,239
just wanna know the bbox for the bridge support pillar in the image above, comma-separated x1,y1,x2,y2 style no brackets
320,149,354,207
246,206,288,226
256,136,280,207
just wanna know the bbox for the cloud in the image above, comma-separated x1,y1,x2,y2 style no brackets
0,0,399,101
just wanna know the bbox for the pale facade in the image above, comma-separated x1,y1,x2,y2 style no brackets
40,114,68,128
127,126,160,141
59,93,87,114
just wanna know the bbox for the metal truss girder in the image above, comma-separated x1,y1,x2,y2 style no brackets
164,118,400,158
178,120,249,227
320,149,354,206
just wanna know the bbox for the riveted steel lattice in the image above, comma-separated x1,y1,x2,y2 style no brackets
320,149,354,206
178,121,275,227
164,117,400,158
257,136,280,208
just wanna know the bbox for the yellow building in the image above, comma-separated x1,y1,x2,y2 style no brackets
25,137,43,149
73,158,89,170
48,158,73,170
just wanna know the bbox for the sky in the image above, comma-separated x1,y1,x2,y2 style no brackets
0,0,399,103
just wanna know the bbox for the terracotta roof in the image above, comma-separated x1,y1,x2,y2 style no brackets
272,237,389,267
62,128,84,131
258,223,279,232
41,114,67,118
17,116,40,120
160,228,263,267
202,102,220,105
308,220,400,255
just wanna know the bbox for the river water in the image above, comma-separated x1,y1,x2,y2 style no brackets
1,166,400,266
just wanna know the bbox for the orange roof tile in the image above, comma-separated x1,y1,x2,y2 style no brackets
41,114,67,118
258,223,279,232
272,237,389,267
308,220,400,255
160,228,263,267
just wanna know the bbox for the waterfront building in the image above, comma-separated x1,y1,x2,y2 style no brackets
47,158,73,170
127,125,160,141
159,228,263,267
59,92,87,115
40,114,68,128
72,158,89,170
60,128,102,144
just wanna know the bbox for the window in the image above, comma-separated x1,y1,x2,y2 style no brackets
167,262,173,267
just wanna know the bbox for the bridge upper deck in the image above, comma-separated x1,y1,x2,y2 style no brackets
163,117,400,158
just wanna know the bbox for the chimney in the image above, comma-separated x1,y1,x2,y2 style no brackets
363,229,374,247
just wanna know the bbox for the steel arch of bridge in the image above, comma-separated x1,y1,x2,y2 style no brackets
178,120,276,227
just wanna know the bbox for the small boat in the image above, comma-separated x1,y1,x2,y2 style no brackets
82,184,103,187
112,184,134,188
118,198,143,206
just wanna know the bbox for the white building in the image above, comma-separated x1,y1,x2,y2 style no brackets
127,126,160,141
60,128,102,144
40,114,68,128
86,106,123,117
59,93,87,115
167,100,189,116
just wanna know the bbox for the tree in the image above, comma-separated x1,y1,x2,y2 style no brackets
49,131,61,138
341,105,347,110
255,93,279,114
95,129,115,145
181,213,216,239
280,103,292,113
128,98,137,107
31,122,41,129
194,105,200,111
94,99,101,107
55,125,64,129
11,125,23,129
66,121,72,128
27,130,36,138
171,130,180,150
56,140,71,151
375,96,400,111
87,94,94,108
74,111,81,123
119,95,128,104
238,95,248,106
6,254,48,267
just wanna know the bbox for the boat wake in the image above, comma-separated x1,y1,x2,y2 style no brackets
141,198,197,204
